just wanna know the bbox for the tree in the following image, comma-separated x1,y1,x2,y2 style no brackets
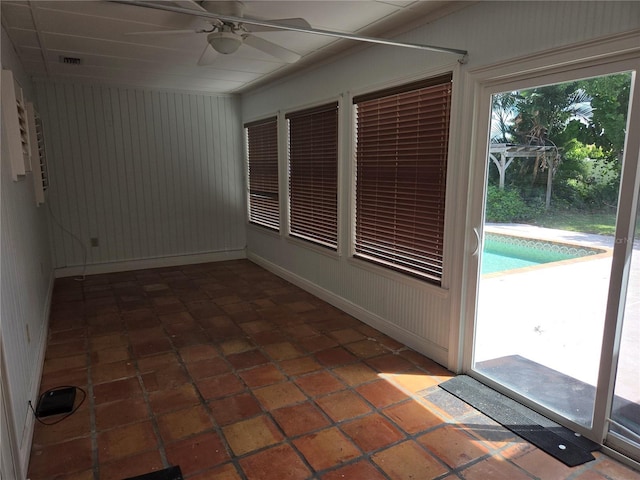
556,73,632,209
508,84,592,209
487,74,632,213
512,83,592,150
576,72,631,161
490,92,519,143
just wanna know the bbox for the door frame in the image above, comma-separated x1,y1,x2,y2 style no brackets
459,31,640,466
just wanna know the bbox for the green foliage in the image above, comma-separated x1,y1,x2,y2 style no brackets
562,139,605,163
576,72,631,155
553,139,620,209
488,72,631,212
485,186,537,223
511,83,592,145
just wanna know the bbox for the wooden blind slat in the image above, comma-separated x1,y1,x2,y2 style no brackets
353,73,453,104
246,117,279,230
286,101,339,119
288,103,339,250
354,75,452,285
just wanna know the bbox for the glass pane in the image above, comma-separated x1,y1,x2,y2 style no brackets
609,192,640,447
474,72,632,428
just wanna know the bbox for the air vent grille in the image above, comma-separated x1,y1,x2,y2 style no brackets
59,56,82,65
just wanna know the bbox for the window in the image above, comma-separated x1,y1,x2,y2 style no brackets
245,117,279,230
286,102,339,249
353,73,452,285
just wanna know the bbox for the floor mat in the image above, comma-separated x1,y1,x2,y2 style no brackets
123,466,183,480
439,375,599,467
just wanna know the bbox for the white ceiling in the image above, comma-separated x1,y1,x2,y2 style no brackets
1,0,468,94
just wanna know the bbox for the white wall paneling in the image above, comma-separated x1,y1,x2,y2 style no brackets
248,228,451,365
35,81,247,273
1,26,54,478
242,1,640,369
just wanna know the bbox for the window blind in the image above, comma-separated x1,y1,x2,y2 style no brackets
286,102,339,249
353,73,452,284
245,117,279,230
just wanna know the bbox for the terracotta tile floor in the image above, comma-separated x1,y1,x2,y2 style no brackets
28,260,640,480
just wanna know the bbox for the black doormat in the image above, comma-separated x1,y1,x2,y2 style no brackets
439,375,599,467
123,466,183,480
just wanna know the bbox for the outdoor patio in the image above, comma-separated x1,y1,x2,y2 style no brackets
475,224,639,433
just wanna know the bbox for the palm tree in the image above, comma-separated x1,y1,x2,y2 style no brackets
491,83,593,209
513,84,592,147
490,92,520,143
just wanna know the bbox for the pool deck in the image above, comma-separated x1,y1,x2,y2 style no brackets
485,223,628,250
476,223,639,426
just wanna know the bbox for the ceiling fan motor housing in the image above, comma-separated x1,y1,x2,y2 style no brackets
207,31,243,54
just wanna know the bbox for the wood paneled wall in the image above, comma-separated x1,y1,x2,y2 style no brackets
1,26,53,478
35,81,247,271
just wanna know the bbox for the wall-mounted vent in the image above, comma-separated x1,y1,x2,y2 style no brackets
59,56,82,65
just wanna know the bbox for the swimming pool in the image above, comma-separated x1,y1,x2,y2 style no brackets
481,233,607,275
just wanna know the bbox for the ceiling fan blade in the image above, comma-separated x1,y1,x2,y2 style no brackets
171,0,207,12
243,34,301,63
197,43,218,65
247,17,311,33
125,29,203,36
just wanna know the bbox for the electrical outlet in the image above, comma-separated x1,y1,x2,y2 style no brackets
90,237,99,247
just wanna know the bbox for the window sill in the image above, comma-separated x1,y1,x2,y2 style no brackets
247,222,281,239
286,234,340,260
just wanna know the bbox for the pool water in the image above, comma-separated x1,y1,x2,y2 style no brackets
481,239,579,274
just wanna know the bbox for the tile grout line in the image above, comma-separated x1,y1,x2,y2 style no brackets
176,270,361,478
31,261,640,480
173,263,294,478
239,314,427,479
168,323,248,479
140,267,236,474
81,287,100,480
198,271,316,479
124,310,172,471
240,300,461,479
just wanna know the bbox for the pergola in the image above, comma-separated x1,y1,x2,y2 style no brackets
488,143,559,209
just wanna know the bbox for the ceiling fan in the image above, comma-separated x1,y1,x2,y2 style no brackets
125,1,309,65
116,0,468,64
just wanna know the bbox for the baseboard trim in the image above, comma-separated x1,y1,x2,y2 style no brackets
18,269,54,478
248,253,449,366
54,249,247,278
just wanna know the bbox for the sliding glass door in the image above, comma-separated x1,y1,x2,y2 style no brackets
466,58,640,465
604,168,640,461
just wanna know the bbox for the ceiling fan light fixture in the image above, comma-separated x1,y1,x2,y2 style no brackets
207,31,242,54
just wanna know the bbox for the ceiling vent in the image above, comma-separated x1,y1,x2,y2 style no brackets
59,56,82,65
